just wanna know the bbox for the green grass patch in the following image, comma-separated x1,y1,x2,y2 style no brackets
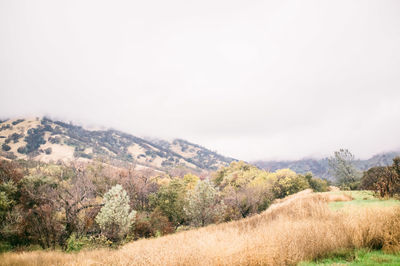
326,190,400,210
299,249,400,265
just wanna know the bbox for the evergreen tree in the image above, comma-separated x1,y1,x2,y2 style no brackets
328,149,361,189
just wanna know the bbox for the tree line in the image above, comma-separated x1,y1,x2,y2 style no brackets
0,160,328,252
328,148,400,197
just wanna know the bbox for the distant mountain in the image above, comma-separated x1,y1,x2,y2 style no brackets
0,117,235,172
253,151,400,180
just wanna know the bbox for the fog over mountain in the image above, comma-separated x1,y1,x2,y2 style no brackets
1,0,400,161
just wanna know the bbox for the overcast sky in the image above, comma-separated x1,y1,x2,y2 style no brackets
1,0,400,161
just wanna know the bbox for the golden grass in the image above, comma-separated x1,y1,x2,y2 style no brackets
2,191,400,266
322,192,353,202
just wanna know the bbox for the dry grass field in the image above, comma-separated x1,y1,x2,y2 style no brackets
1,190,400,266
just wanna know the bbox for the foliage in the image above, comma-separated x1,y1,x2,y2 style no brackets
184,180,225,227
272,169,310,198
1,144,11,152
328,149,362,188
213,161,274,219
95,185,136,241
11,119,24,126
6,133,24,144
255,151,400,181
17,126,47,155
150,180,186,227
304,172,329,192
360,157,400,197
44,147,52,155
0,157,342,252
66,233,86,252
3,191,400,265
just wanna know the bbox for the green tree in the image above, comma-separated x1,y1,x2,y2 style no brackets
212,161,276,219
272,169,310,198
184,180,225,227
303,172,329,192
150,175,198,228
328,149,361,189
95,185,136,242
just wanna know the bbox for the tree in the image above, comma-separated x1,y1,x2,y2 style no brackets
150,175,198,228
212,161,276,219
57,163,101,244
303,172,329,192
95,185,136,242
0,161,22,224
272,169,310,198
19,174,63,249
328,149,361,189
119,167,158,211
184,180,225,227
360,157,400,197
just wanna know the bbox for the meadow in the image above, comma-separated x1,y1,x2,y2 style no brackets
1,189,399,266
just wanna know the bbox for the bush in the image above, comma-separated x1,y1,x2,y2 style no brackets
150,209,174,236
0,241,12,253
11,119,24,126
304,173,329,192
133,213,153,239
44,148,52,155
95,185,136,242
66,234,86,252
273,170,310,198
1,144,11,152
17,147,26,154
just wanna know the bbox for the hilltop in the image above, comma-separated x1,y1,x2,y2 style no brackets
0,117,235,172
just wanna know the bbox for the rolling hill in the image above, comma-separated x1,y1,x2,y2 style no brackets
253,151,400,180
0,117,235,172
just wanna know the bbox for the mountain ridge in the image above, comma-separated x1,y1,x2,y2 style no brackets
0,117,236,172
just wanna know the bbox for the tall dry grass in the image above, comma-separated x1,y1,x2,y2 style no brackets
1,190,400,266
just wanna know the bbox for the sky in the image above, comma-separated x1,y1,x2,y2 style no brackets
1,0,400,161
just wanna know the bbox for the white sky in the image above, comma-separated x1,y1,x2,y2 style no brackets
1,0,400,161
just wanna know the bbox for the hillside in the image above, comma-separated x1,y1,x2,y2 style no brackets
2,190,399,265
253,151,400,180
0,117,235,172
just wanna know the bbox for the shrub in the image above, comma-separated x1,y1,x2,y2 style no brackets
273,170,310,198
304,173,329,192
133,213,153,239
66,234,86,252
95,185,136,242
11,119,24,126
1,144,11,152
44,148,52,155
150,208,174,236
17,147,26,154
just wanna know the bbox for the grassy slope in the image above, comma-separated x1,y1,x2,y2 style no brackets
300,191,400,265
2,190,400,266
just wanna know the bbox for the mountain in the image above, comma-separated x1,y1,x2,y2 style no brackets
253,151,400,180
0,117,235,172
